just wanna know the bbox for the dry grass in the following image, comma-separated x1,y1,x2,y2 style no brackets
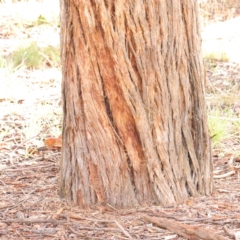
0,0,61,152
200,0,240,26
200,0,240,63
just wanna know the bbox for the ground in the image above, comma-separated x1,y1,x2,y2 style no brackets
0,1,240,239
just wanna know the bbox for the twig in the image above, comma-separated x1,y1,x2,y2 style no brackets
217,189,231,193
69,213,113,223
69,218,134,239
223,226,240,240
142,214,228,240
0,189,37,210
2,218,67,224
69,225,122,239
0,163,57,172
11,127,50,154
214,170,235,179
70,224,123,232
107,203,119,211
27,152,61,162
30,228,57,235
68,226,84,236
1,218,67,224
115,221,133,239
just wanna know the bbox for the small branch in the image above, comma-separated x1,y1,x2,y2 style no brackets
68,226,103,239
2,218,67,224
69,213,113,223
223,226,240,240
31,228,57,235
142,214,228,240
0,163,57,172
0,189,37,210
68,226,84,236
11,127,50,154
115,220,133,239
214,170,235,179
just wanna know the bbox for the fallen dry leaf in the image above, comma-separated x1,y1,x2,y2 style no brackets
44,136,62,149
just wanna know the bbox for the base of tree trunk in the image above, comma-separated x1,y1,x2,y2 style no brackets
59,0,213,207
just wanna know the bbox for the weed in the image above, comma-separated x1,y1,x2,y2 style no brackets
20,103,62,158
36,14,48,25
208,113,230,148
208,107,240,153
41,45,60,67
12,42,43,69
0,56,7,68
203,52,229,62
11,42,60,69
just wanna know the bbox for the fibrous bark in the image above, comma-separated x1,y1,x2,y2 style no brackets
143,215,228,240
59,0,213,207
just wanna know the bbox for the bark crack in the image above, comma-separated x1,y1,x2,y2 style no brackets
124,146,137,197
74,4,87,46
95,61,114,125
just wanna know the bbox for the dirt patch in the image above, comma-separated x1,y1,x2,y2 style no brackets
202,16,240,63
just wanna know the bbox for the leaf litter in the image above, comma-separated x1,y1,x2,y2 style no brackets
0,1,240,239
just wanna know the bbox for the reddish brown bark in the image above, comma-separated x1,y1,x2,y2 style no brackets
59,0,213,207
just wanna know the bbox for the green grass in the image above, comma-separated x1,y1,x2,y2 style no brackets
0,55,7,68
203,52,229,62
208,110,231,148
41,45,60,67
11,42,60,69
36,14,48,25
205,58,240,155
23,104,62,158
24,14,59,28
12,42,42,69
208,107,240,153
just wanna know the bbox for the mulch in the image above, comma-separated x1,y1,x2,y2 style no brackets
0,147,240,239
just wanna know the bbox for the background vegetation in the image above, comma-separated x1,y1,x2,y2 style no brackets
0,0,239,158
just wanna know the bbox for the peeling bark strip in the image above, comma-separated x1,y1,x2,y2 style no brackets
143,215,228,240
59,0,213,207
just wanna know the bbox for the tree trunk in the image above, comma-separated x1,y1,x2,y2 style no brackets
59,0,213,207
